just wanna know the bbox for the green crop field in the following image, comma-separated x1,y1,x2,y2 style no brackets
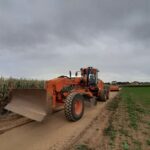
121,87,150,130
121,87,150,109
103,87,150,150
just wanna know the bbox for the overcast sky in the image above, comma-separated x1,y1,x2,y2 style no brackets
0,0,150,82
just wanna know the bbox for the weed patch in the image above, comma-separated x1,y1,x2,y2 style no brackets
146,139,150,146
106,96,120,111
122,141,129,150
119,129,129,137
104,121,116,141
74,144,91,150
126,96,138,129
133,140,142,150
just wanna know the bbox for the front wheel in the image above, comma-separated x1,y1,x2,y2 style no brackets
64,93,84,121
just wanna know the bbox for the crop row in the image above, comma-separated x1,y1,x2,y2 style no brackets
0,77,45,113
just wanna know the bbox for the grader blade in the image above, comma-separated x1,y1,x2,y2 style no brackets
5,89,51,122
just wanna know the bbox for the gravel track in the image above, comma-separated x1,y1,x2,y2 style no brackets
0,92,118,150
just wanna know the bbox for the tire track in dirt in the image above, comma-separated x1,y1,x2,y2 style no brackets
0,92,118,150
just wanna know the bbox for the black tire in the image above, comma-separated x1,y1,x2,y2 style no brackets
64,92,84,121
93,98,98,105
89,97,97,105
97,90,107,102
106,90,109,100
104,88,110,100
104,86,110,100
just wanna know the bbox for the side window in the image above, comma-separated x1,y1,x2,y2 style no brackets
89,74,96,85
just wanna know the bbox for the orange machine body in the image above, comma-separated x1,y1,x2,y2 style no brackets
5,67,109,122
45,67,105,110
110,85,119,91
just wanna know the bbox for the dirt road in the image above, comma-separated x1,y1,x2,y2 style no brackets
0,92,118,150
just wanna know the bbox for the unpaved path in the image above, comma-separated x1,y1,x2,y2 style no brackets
0,114,31,134
0,92,118,150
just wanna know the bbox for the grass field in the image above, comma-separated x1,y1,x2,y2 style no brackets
121,87,150,130
103,87,150,150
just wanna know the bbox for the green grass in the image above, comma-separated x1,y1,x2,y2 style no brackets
120,87,150,129
103,96,121,148
122,141,129,150
105,96,120,140
133,140,142,150
106,96,120,111
146,139,150,146
104,121,116,141
121,87,150,107
126,96,138,129
74,144,91,150
103,87,150,150
119,129,129,137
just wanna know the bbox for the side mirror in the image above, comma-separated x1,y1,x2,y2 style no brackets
69,71,72,78
75,72,78,77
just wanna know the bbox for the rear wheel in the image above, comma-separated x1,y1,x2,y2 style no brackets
64,93,84,121
104,87,110,100
97,90,107,102
106,89,110,100
100,91,107,101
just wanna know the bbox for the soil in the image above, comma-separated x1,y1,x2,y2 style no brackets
70,93,119,150
0,92,118,150
73,91,150,150
0,113,31,134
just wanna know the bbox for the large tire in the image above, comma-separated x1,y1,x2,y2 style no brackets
64,92,84,121
104,87,110,100
106,89,110,100
97,90,107,102
88,97,97,106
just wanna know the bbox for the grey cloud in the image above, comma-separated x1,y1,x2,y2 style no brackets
0,0,149,49
0,0,150,81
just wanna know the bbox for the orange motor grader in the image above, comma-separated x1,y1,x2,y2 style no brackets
110,81,119,91
110,85,119,91
5,67,109,122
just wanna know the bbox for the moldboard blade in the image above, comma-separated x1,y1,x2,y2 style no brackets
5,89,50,122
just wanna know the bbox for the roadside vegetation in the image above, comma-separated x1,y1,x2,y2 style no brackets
103,87,150,150
0,77,45,114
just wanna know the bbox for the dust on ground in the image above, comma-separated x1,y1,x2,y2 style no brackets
0,92,118,150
